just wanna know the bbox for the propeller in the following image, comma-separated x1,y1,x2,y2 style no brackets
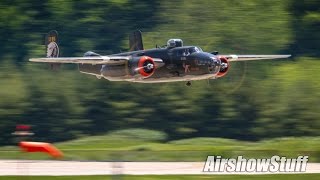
207,61,247,94
134,63,154,72
199,37,248,93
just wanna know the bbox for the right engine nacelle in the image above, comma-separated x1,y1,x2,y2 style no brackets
217,56,230,78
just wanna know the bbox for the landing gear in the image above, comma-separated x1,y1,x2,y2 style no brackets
96,75,102,79
186,81,191,86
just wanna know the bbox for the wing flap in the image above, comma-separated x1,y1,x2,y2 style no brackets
224,55,291,62
29,56,130,65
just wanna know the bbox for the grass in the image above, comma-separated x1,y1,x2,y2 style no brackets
0,174,320,180
1,130,319,162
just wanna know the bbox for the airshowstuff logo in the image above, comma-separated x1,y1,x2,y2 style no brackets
203,155,308,173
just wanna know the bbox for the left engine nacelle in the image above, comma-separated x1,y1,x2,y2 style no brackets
129,56,156,78
96,56,156,80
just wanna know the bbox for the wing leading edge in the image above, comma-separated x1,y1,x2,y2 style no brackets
29,56,164,68
29,56,130,65
224,54,291,62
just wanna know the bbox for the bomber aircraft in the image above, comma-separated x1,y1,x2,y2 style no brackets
30,30,290,86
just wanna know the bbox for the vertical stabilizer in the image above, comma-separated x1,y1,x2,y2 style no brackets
129,30,144,51
45,30,60,70
46,30,59,58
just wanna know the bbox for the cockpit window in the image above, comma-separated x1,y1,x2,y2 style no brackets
175,47,203,56
196,47,203,52
176,49,190,56
189,47,203,53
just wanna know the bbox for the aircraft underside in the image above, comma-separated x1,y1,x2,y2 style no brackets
107,74,216,83
78,64,218,83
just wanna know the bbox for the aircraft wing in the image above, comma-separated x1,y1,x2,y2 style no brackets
29,56,165,68
223,55,291,62
29,56,130,65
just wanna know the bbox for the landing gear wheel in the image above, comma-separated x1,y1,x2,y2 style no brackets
186,81,191,86
96,75,102,79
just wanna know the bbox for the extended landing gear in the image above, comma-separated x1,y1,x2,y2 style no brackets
96,75,102,79
186,81,191,86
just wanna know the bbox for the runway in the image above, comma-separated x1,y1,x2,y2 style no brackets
0,160,319,176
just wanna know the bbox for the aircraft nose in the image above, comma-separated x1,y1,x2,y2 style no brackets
207,56,221,74
210,57,221,66
192,52,220,67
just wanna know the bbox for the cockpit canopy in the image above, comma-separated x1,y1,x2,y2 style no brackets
167,39,183,48
175,46,203,56
189,46,203,53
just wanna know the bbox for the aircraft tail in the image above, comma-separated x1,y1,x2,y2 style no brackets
45,30,60,70
46,30,59,57
129,30,144,51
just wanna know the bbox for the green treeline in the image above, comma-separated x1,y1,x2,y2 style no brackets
0,0,319,145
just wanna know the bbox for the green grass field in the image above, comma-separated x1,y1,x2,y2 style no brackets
0,174,320,180
1,130,319,162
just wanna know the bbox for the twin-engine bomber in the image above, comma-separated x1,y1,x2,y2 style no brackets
30,30,291,86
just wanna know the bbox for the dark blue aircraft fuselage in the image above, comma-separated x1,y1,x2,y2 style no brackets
79,46,222,83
